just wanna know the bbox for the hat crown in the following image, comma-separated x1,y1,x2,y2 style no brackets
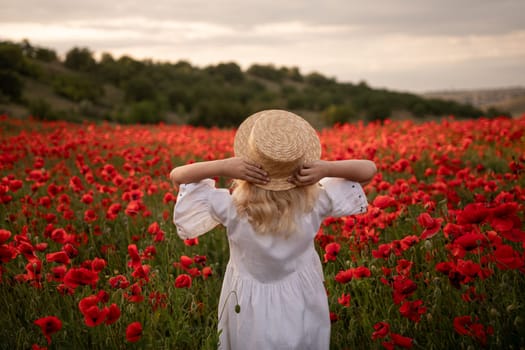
251,111,306,162
234,109,321,191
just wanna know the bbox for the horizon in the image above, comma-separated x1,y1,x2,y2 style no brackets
2,0,524,93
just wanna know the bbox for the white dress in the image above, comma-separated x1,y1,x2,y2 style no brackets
173,177,368,350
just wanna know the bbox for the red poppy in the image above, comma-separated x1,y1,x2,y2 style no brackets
371,322,390,340
127,244,142,269
125,283,145,303
457,203,490,225
63,267,99,289
488,202,519,232
106,203,122,220
105,304,121,325
0,229,11,244
131,264,151,282
179,255,193,268
493,244,524,270
453,315,493,346
109,275,130,289
83,209,97,223
391,275,417,304
337,293,351,307
79,295,99,314
373,195,397,209
126,321,143,343
202,266,213,279
82,305,108,327
174,274,192,288
399,299,427,322
34,316,62,344
390,333,413,348
323,242,340,263
352,266,371,279
91,257,107,272
46,251,70,265
418,213,443,240
184,238,199,246
335,269,353,284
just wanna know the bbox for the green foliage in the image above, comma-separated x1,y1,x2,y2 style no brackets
65,47,97,72
0,71,23,101
52,73,102,102
323,104,358,125
126,100,166,124
0,40,498,126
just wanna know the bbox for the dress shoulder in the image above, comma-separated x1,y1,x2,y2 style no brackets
318,177,368,218
173,179,230,239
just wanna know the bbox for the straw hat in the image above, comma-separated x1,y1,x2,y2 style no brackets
234,109,321,191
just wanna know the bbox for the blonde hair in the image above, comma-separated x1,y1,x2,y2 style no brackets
232,180,320,236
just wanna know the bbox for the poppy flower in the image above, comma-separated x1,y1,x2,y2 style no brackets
352,266,371,279
34,316,62,344
91,257,107,272
390,333,413,348
324,242,340,263
202,266,213,279
174,274,192,288
105,304,121,325
63,267,99,289
457,203,490,225
335,269,353,284
418,213,443,240
109,275,130,289
399,299,427,323
0,229,11,244
125,283,145,303
179,255,193,268
131,265,151,282
373,195,397,209
493,245,524,270
126,321,143,343
392,275,417,304
337,293,351,307
371,322,390,340
82,305,108,327
46,251,70,265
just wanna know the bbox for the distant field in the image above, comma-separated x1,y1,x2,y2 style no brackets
422,87,525,117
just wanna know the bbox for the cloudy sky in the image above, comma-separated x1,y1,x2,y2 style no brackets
1,0,524,92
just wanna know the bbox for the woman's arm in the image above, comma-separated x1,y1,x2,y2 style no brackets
169,157,269,189
289,159,377,186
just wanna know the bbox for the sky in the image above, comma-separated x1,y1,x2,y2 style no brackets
1,0,524,92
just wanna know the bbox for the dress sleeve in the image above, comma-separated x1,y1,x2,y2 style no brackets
319,177,368,218
173,179,222,239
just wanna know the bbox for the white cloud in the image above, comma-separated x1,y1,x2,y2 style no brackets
1,0,524,91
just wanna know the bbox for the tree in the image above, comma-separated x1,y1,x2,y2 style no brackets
206,62,244,83
123,75,156,102
0,71,23,100
64,47,96,72
0,42,25,71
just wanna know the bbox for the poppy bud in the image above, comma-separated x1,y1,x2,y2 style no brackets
489,308,499,317
235,304,241,314
514,316,523,328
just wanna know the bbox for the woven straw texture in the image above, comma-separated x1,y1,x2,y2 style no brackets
234,110,321,191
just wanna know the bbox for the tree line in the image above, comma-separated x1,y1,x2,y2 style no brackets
0,40,509,127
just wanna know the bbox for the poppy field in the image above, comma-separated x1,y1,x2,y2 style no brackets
0,114,524,349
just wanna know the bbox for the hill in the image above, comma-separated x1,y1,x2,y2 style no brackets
0,40,510,127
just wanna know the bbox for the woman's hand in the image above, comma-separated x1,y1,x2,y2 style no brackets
288,160,328,186
222,157,269,185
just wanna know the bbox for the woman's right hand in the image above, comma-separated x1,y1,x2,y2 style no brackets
288,160,328,186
